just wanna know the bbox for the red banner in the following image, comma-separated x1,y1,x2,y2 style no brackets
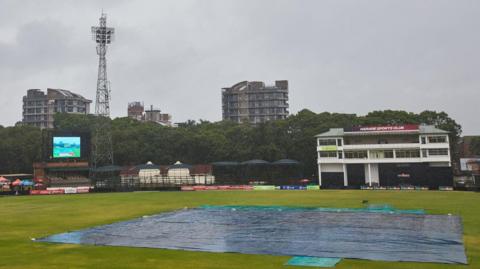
30,189,65,195
350,124,419,132
30,187,90,195
182,185,254,191
181,186,195,191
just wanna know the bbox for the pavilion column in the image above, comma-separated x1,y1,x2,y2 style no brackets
318,163,322,187
368,163,372,186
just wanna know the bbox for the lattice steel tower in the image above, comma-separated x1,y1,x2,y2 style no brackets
91,12,115,169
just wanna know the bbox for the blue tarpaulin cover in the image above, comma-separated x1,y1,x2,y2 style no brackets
38,206,467,264
286,256,341,267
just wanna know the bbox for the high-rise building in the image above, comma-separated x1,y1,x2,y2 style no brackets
22,88,92,129
222,80,289,124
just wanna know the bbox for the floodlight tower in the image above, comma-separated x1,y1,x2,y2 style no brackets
91,12,115,169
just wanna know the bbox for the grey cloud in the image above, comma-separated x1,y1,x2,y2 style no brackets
0,0,478,134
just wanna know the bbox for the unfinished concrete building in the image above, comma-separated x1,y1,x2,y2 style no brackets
128,102,173,127
22,88,91,129
222,80,289,124
127,101,145,121
144,105,173,126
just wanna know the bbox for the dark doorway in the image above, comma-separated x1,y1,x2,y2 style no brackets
321,172,344,189
346,164,365,188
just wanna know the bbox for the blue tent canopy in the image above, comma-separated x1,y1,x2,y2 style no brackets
20,180,34,186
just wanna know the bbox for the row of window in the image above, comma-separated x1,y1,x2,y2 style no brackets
226,108,288,115
25,108,47,114
26,100,48,106
226,115,287,123
225,101,288,108
248,94,288,101
318,148,449,159
224,93,288,102
25,107,87,114
427,148,449,156
319,151,338,158
24,115,47,121
370,150,394,159
395,149,421,158
26,100,87,106
318,135,448,147
318,139,338,146
421,136,447,144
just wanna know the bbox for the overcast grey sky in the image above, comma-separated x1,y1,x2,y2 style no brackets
0,0,478,134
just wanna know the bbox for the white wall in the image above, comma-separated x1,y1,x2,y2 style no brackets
167,168,190,177
320,163,343,173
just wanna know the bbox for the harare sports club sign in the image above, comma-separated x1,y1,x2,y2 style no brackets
349,124,419,132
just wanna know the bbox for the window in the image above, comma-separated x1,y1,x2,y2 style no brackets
428,136,447,143
318,139,337,146
421,137,426,144
370,150,394,159
395,149,420,158
428,148,448,156
344,151,368,159
422,149,428,157
337,139,342,146
319,151,337,158
338,151,343,159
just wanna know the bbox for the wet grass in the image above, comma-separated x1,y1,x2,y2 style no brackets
0,190,478,268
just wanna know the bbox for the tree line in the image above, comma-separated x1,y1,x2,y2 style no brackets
0,109,463,178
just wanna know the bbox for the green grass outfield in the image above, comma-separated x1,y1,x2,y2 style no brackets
0,190,479,269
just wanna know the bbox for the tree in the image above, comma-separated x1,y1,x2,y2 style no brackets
0,109,463,177
0,125,42,173
470,137,480,156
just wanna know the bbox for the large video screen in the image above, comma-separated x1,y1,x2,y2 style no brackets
53,136,81,158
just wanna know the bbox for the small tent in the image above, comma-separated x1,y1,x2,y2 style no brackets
11,179,22,186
